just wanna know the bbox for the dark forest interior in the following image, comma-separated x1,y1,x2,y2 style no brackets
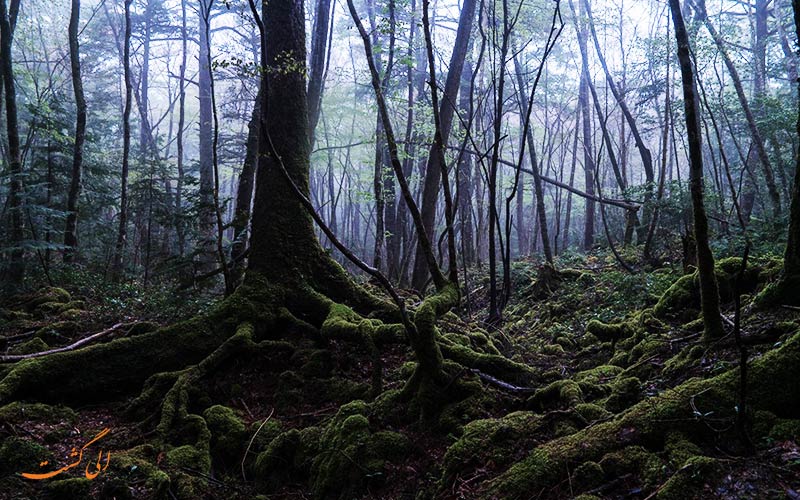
1,0,800,498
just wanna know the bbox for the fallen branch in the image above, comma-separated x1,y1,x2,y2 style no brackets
0,322,130,362
469,368,537,394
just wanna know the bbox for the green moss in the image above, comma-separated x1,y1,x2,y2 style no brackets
629,339,663,364
541,344,565,355
308,401,410,499
43,477,91,499
165,444,211,473
654,274,697,318
9,337,49,355
605,377,642,413
440,411,542,486
254,427,322,489
655,456,718,500
34,321,80,344
0,402,77,425
769,419,800,441
528,380,583,410
586,319,632,343
572,461,604,491
28,287,71,309
663,345,703,377
599,445,664,487
0,436,51,477
574,403,612,423
489,332,800,498
664,432,702,467
755,275,800,307
299,349,333,378
575,365,623,385
126,321,160,336
108,446,170,498
58,309,82,321
202,405,247,465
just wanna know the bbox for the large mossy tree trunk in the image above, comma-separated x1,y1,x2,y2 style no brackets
669,0,724,339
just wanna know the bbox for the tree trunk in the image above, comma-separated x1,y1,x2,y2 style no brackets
111,0,133,281
307,0,332,146
693,0,781,217
0,0,24,288
64,0,87,263
410,0,477,290
231,89,261,281
669,0,724,339
198,0,215,271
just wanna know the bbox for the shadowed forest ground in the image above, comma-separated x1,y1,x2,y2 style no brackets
1,251,798,499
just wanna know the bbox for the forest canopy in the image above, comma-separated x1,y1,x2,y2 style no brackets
0,0,800,498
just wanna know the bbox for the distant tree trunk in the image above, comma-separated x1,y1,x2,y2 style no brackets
693,0,781,217
563,116,580,252
138,0,154,155
175,0,187,257
670,0,724,339
197,0,215,271
64,0,87,263
307,0,332,146
0,0,24,288
111,0,133,281
513,53,552,264
457,57,476,267
583,0,655,237
410,0,477,290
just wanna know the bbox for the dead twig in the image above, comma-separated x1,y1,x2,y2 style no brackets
0,322,131,362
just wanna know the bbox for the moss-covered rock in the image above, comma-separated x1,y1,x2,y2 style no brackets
605,377,642,413
202,405,247,465
541,344,565,355
440,411,542,488
768,419,800,441
109,445,170,498
572,461,604,491
574,403,612,423
528,380,583,410
34,321,80,344
27,287,72,310
0,436,51,477
308,401,410,499
0,401,77,425
664,432,702,467
8,337,49,355
488,332,800,498
655,456,718,500
599,445,664,487
43,477,91,499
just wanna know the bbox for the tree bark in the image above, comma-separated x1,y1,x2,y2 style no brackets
64,0,87,263
669,0,724,339
198,0,216,271
410,0,477,290
0,0,24,288
111,0,133,281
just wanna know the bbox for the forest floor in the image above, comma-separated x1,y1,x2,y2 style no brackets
1,253,799,499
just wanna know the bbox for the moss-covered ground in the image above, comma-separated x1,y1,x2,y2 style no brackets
1,253,798,499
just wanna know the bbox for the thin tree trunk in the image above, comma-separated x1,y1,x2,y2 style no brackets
670,0,724,339
111,0,133,281
692,0,781,216
64,0,87,263
410,0,477,290
0,0,24,288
